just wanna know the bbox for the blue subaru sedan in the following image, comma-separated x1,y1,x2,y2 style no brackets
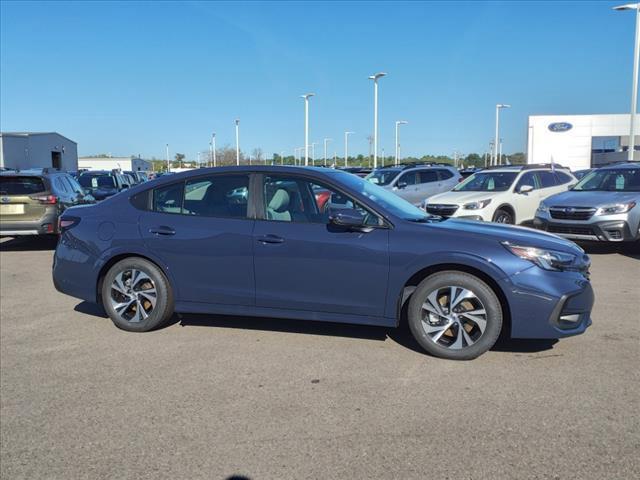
52,166,593,360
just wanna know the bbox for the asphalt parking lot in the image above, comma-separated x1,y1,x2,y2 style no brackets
0,236,639,480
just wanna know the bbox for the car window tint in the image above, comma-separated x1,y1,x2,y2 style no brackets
264,175,381,226
538,171,557,188
554,171,573,185
515,172,538,190
0,176,45,195
54,177,69,194
437,169,454,180
61,176,77,194
419,170,438,183
399,171,417,185
183,174,249,219
153,182,184,214
67,176,85,194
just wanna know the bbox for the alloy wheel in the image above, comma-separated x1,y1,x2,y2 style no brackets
109,268,157,323
420,285,488,350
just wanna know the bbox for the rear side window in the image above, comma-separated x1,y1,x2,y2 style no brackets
54,177,70,194
154,182,184,214
437,169,454,180
183,175,249,218
554,171,573,185
538,171,558,188
0,176,45,195
418,170,438,183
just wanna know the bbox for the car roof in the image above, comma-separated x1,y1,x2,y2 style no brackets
599,162,639,170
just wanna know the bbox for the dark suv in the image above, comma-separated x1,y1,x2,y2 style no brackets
0,169,95,236
78,170,129,201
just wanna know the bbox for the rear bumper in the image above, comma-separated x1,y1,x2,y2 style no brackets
534,216,639,242
0,215,58,236
503,266,594,339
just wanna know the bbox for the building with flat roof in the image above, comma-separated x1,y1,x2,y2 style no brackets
78,156,152,172
0,132,78,171
527,114,639,171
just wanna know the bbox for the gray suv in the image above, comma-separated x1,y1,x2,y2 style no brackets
534,162,640,242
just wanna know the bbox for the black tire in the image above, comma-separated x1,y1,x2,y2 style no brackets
101,257,174,332
492,208,514,224
407,271,503,360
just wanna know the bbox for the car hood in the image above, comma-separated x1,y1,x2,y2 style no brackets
427,190,500,204
542,190,639,207
425,218,582,254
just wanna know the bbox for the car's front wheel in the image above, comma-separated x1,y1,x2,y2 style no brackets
407,271,503,360
102,257,174,332
492,208,514,224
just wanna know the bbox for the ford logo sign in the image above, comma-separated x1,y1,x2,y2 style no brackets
548,122,573,132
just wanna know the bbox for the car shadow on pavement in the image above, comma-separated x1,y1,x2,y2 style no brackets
74,301,108,318
580,242,640,259
0,236,58,251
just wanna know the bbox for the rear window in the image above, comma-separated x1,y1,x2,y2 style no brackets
79,175,116,189
0,176,46,195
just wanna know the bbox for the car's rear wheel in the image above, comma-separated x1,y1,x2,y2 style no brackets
101,257,174,332
493,208,514,224
407,271,503,360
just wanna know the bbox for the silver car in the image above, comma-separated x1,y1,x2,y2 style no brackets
365,164,461,206
534,162,640,242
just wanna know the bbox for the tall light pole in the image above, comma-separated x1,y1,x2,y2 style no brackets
301,93,315,166
323,138,332,166
166,143,170,172
235,119,240,165
310,142,317,166
489,141,494,167
493,104,511,165
211,132,216,167
368,72,387,169
499,138,503,165
344,131,354,167
615,3,640,160
395,120,408,166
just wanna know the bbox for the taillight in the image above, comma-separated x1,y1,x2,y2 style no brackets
58,216,80,232
30,194,58,204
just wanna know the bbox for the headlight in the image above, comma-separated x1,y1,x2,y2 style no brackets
502,242,577,271
463,199,491,210
595,202,636,216
536,203,549,214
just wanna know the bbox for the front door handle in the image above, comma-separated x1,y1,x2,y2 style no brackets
149,226,175,236
257,234,284,244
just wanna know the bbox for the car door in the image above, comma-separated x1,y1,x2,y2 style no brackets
416,169,440,201
436,169,457,194
537,170,562,202
394,171,420,204
138,173,256,306
252,173,390,318
512,171,542,223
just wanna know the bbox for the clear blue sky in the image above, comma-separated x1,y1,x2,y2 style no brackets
0,1,634,160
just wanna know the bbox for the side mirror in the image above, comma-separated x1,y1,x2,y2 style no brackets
396,181,408,190
518,184,534,194
329,208,365,229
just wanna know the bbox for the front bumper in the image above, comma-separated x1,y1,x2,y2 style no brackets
534,216,639,242
503,266,594,339
0,215,59,236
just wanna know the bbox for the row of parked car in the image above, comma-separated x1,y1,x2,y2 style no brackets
0,168,150,236
363,161,640,244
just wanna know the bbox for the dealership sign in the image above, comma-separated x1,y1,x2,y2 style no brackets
548,122,573,132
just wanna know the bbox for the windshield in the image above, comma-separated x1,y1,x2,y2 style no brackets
454,171,518,192
572,168,640,192
365,169,401,186
79,175,116,189
337,171,430,221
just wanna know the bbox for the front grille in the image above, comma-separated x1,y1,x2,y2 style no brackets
549,207,596,220
548,225,595,236
426,204,459,217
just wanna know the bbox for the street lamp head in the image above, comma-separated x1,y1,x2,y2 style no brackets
613,3,639,10
396,120,408,125
497,104,511,109
368,72,387,80
235,119,240,125
301,93,315,99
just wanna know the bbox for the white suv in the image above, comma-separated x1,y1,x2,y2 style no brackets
365,164,461,206
424,165,577,224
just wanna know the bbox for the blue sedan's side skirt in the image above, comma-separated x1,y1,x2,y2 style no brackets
174,301,397,328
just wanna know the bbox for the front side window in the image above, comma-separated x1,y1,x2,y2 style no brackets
398,171,417,186
515,172,539,191
455,171,518,192
263,175,381,226
365,169,400,186
183,174,249,218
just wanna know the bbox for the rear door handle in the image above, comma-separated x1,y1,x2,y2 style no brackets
257,234,284,244
149,226,176,236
